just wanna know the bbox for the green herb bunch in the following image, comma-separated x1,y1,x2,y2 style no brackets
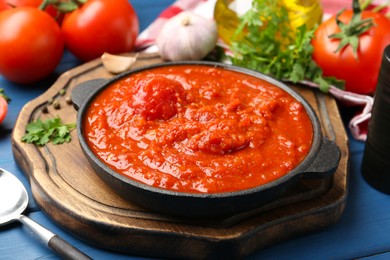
21,117,76,146
229,0,344,92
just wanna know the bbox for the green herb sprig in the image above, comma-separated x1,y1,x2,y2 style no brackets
228,0,344,92
21,117,76,146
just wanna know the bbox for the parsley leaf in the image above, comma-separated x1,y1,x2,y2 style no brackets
21,117,76,146
228,0,345,92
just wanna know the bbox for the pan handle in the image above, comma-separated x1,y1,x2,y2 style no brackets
302,138,341,179
71,78,108,111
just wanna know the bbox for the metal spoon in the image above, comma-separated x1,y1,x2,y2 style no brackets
0,168,91,260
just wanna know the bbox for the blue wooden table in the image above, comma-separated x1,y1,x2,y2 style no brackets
1,1,390,259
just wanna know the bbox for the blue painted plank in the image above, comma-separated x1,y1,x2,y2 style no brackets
2,1,390,259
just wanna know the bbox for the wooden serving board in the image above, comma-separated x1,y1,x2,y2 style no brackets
11,53,349,259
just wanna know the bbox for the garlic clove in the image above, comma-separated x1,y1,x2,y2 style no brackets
101,52,138,74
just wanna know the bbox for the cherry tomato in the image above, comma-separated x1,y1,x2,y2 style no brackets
0,7,64,84
61,0,139,62
0,96,7,124
312,10,390,95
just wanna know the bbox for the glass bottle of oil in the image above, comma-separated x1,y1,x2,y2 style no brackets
214,0,323,45
285,0,323,30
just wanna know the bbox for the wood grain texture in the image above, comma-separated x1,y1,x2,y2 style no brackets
11,53,349,259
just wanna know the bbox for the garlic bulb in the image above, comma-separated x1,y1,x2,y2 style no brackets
156,12,218,61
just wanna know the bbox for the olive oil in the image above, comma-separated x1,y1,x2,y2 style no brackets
214,0,323,45
284,0,323,30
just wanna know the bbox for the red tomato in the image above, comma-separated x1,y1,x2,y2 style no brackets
312,10,390,95
0,0,8,11
61,0,139,62
0,0,59,18
0,7,64,84
0,96,7,124
0,0,41,9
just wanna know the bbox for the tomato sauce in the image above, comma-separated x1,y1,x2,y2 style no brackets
84,65,313,193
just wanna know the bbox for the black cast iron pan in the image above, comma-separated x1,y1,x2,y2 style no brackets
72,61,341,218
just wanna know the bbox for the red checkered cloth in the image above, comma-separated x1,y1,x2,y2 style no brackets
135,0,389,141
135,0,213,51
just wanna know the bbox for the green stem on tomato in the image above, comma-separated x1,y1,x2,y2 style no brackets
353,0,362,13
39,0,85,13
329,0,375,58
371,3,389,12
38,0,51,10
360,0,389,12
0,89,11,103
359,0,372,11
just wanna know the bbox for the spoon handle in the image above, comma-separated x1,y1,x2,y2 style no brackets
48,235,92,260
18,215,92,260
